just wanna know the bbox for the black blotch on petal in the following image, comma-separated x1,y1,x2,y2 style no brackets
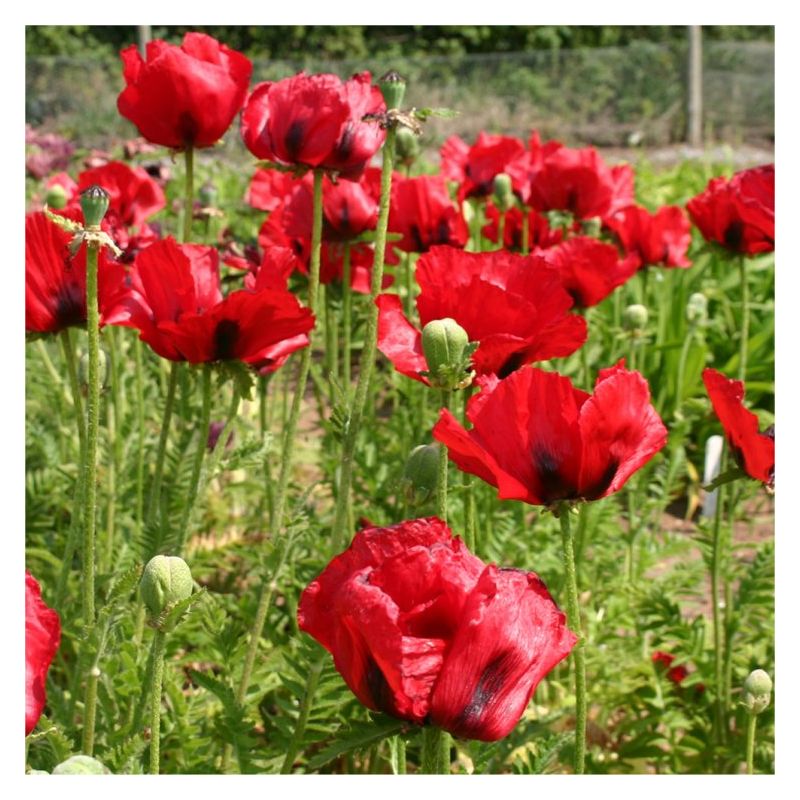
581,457,619,501
284,120,306,161
178,111,199,146
723,220,744,251
334,123,355,162
364,655,395,716
532,446,580,503
452,651,514,736
213,319,240,361
497,351,525,379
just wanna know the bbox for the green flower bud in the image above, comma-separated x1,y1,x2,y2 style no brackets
580,216,602,238
421,318,474,391
140,555,193,620
492,173,515,212
45,183,69,210
379,70,406,110
623,304,649,332
78,347,109,394
686,292,708,325
79,184,110,227
395,127,420,168
743,668,772,715
199,180,218,208
401,444,440,506
52,755,111,775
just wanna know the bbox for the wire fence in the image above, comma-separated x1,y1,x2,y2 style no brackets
26,40,773,155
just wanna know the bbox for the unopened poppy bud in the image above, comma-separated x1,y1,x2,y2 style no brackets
623,304,649,332
379,70,406,110
45,184,69,210
401,444,440,506
395,127,420,167
492,173,515,212
78,347,109,393
422,318,474,390
52,755,111,775
140,555,193,620
199,180,218,208
79,184,110,227
686,292,708,325
742,668,772,714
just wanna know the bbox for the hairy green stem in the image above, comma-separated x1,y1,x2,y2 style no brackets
745,712,757,774
674,324,695,416
176,366,212,553
134,337,146,527
82,241,101,625
342,243,353,389
280,656,324,773
331,126,396,551
183,145,194,243
149,630,167,774
436,390,452,522
710,454,728,747
496,210,506,251
146,362,179,530
559,505,587,774
420,727,450,774
81,667,99,755
60,329,85,453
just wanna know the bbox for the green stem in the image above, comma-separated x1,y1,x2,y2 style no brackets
395,736,407,774
60,329,85,454
674,325,695,416
149,630,167,774
280,656,324,773
81,666,99,755
436,390,452,522
134,337,146,527
521,206,530,255
738,255,749,383
746,712,757,775
420,727,450,774
403,249,414,321
559,505,586,774
331,126,396,551
710,455,728,747
176,366,212,553
496,210,506,251
182,145,194,243
146,361,179,530
82,242,101,625
342,243,353,389
178,378,240,554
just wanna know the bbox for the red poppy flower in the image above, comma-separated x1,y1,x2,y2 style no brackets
109,237,314,365
241,72,385,179
481,202,563,251
433,361,667,507
245,168,299,212
76,161,166,230
686,165,774,255
387,175,469,256
377,246,586,382
298,517,576,741
605,205,692,270
536,236,639,308
440,132,527,200
702,368,774,487
651,651,689,685
519,132,634,221
26,571,61,735
117,32,252,150
25,211,129,335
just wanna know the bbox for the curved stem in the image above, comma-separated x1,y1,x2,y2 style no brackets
176,366,212,553
738,255,749,383
331,126,397,551
149,630,167,774
420,727,450,774
746,712,757,774
146,362,179,530
559,505,586,774
280,656,324,773
182,145,194,243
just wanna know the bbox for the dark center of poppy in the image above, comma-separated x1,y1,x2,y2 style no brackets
53,283,85,330
532,446,580,503
497,351,525,380
178,111,199,146
409,223,425,253
284,120,306,161
723,220,744,251
213,319,240,361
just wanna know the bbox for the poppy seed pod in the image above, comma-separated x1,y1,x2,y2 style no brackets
743,669,772,714
45,183,69,210
492,173,515,212
422,318,472,390
402,444,441,506
80,184,110,227
378,70,406,110
140,555,193,619
52,755,111,775
623,304,649,332
395,127,420,168
686,292,708,325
